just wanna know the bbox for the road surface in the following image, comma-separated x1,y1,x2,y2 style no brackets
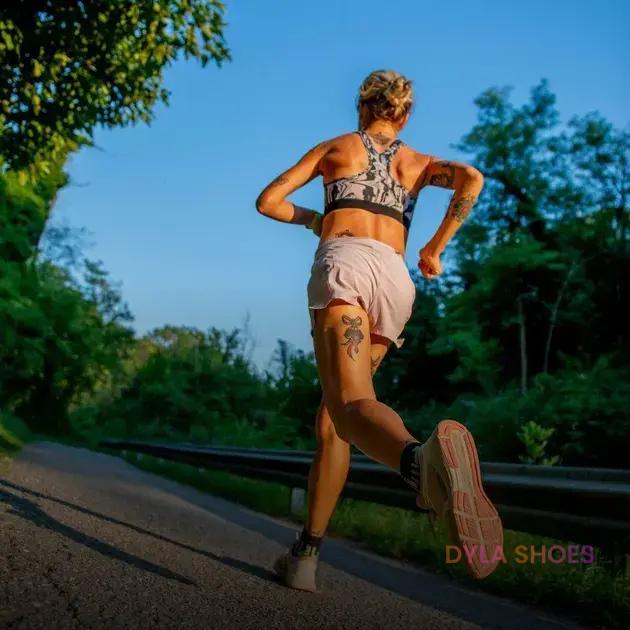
0,442,583,629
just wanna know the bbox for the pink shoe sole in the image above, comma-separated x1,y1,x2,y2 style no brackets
436,419,504,579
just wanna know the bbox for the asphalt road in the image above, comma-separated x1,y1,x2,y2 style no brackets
0,443,583,630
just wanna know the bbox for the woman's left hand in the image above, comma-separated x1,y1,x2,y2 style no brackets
418,246,442,280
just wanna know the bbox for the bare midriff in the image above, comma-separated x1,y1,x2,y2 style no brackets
319,207,407,257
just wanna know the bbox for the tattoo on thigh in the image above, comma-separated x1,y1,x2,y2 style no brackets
340,314,364,360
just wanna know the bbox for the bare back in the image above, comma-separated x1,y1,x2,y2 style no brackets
318,132,432,255
256,124,483,270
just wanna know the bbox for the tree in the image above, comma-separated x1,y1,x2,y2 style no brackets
269,339,321,441
0,3,232,439
0,238,134,436
0,1,230,177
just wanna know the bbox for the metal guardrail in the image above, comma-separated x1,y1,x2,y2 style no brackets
101,439,630,556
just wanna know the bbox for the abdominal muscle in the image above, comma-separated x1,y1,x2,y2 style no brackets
319,208,407,257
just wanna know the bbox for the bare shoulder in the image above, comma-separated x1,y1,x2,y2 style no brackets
399,142,433,167
324,131,362,150
397,143,434,191
298,132,355,159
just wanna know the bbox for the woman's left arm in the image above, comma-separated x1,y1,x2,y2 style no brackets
255,140,330,233
416,157,484,279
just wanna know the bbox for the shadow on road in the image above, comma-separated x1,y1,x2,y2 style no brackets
0,479,277,588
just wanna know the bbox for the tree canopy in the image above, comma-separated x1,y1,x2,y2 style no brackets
0,1,230,176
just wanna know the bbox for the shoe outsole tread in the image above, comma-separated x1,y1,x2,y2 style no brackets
428,419,504,579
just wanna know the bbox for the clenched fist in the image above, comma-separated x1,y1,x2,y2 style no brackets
418,246,442,280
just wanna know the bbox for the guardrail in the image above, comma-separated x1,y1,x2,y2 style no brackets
100,439,630,560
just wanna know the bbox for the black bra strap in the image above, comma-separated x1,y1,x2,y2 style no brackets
325,199,404,223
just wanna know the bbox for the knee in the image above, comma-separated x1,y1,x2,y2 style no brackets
317,420,342,447
316,402,347,445
328,398,373,443
329,418,352,444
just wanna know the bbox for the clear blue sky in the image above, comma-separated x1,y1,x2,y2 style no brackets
53,0,630,370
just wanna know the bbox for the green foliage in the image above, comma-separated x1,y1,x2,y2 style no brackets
0,410,32,454
0,166,67,261
0,1,230,175
525,354,630,467
73,327,311,449
268,339,321,442
0,209,134,436
517,420,560,466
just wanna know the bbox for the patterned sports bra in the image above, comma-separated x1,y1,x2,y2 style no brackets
323,130,418,230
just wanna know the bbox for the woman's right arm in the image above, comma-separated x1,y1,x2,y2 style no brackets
255,140,330,234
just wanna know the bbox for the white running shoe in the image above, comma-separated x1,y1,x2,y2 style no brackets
273,547,318,592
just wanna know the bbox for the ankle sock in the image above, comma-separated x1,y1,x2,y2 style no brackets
291,528,322,557
400,441,422,491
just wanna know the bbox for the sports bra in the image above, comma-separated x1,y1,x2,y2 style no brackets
323,130,418,230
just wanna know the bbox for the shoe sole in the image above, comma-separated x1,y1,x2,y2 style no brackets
435,419,504,579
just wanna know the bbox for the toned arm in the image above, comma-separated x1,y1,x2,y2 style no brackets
255,141,330,228
421,158,484,255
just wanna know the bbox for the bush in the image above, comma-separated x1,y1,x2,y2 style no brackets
0,411,32,453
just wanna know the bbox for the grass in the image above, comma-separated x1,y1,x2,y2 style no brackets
116,450,629,630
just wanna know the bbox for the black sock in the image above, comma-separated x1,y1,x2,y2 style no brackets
400,441,422,491
291,528,322,557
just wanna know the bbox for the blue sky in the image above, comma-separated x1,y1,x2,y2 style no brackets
53,0,630,370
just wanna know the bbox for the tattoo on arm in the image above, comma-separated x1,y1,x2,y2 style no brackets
269,174,289,188
447,193,477,222
429,161,456,188
340,314,364,360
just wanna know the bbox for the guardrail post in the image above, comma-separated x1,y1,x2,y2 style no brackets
290,487,306,515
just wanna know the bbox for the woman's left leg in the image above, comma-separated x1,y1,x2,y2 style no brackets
304,338,390,538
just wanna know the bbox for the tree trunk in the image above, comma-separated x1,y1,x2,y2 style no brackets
543,260,577,373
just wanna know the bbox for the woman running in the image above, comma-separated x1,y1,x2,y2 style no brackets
255,70,503,591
